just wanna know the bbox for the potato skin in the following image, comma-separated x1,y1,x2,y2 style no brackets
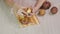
40,1,51,10
51,7,58,14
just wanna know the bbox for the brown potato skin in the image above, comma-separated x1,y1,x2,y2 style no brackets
51,7,58,14
40,1,51,10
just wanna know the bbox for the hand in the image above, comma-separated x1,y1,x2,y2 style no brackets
32,7,40,15
32,0,46,13
32,8,38,13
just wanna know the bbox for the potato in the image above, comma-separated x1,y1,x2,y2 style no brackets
38,9,45,16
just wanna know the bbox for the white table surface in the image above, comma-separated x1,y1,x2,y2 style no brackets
0,0,60,34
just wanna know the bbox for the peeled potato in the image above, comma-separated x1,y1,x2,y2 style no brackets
39,9,45,16
27,8,32,13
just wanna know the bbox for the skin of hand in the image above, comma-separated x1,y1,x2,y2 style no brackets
32,0,46,13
